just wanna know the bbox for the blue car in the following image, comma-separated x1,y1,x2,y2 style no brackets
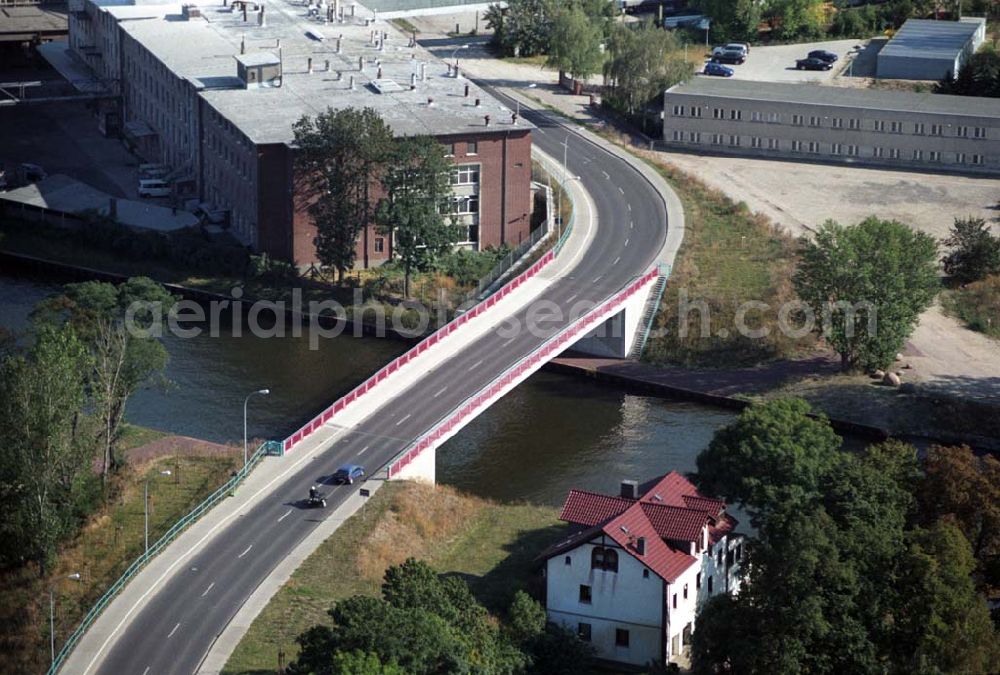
333,464,366,485
704,62,734,77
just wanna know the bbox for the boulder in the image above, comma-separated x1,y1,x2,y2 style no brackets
883,372,901,387
873,369,885,380
895,352,904,362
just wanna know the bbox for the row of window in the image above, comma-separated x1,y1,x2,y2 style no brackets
669,131,986,165
450,165,480,186
576,623,630,648
670,104,990,138
446,141,478,157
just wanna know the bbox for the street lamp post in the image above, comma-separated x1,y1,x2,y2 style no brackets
145,470,172,554
451,43,469,71
50,573,81,665
244,388,271,468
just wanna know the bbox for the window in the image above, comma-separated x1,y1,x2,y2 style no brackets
445,194,479,215
832,117,843,129
931,124,943,136
683,584,689,599
445,143,455,156
847,144,859,157
672,104,684,116
643,569,650,579
889,148,900,159
712,134,723,145
913,149,923,161
808,141,819,153
708,576,714,593
752,136,762,149
957,126,968,138
972,154,984,165
791,140,802,152
832,143,842,155
450,165,480,185
767,112,781,123
849,118,860,130
591,546,619,572
768,138,778,150
672,130,684,142
691,132,701,143
578,623,592,642
874,120,885,132
672,593,677,609
929,150,940,162
914,122,925,135
691,106,702,118
726,549,734,566
974,127,987,139
713,108,724,119
736,543,743,561
792,114,803,126
729,109,741,121
750,111,762,122
717,549,723,565
374,237,385,253
890,121,902,134
957,152,966,164
616,628,630,648
696,572,702,589
579,585,592,604
564,555,571,566
874,147,885,158
466,141,478,155
729,135,740,146
809,115,820,127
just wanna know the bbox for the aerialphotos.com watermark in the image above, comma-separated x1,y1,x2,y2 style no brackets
124,286,878,351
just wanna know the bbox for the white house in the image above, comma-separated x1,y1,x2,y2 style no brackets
541,471,743,668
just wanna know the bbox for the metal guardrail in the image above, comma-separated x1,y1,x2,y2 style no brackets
552,209,576,258
48,440,283,675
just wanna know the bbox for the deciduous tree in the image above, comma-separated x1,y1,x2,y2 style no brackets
942,216,1000,283
546,5,604,82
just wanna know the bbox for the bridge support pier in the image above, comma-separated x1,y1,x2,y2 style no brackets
390,445,436,483
571,276,654,358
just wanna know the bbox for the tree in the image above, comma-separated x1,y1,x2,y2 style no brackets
485,0,554,57
294,107,394,280
694,398,842,525
692,0,761,42
603,22,693,126
793,217,939,372
376,136,457,298
942,216,1000,283
506,590,546,645
0,324,93,574
937,49,1000,98
36,278,174,485
328,650,406,675
764,0,827,41
546,5,604,82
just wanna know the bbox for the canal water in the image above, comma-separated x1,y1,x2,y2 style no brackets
1,272,735,505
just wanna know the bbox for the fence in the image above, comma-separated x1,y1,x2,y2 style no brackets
48,440,283,675
282,249,556,453
388,267,661,477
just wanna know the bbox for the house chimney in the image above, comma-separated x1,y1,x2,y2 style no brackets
427,96,434,106
240,35,245,54
325,59,330,72
349,74,355,89
257,4,264,26
307,57,312,73
636,537,646,555
464,83,469,97
336,35,342,53
242,2,247,21
358,55,364,71
484,114,490,127
620,480,639,499
410,72,416,89
511,112,518,125
420,62,426,81
474,97,480,107
377,65,382,79
350,2,355,16
370,29,375,45
446,63,452,77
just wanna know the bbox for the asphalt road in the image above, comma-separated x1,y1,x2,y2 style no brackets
95,92,667,675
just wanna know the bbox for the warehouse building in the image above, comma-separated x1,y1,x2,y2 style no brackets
662,78,999,175
876,17,987,81
67,0,533,268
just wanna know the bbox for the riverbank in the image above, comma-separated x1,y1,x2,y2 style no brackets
222,481,565,674
0,425,242,674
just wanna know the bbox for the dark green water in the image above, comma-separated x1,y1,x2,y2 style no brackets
0,272,735,505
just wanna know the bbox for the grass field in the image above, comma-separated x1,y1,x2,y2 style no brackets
942,275,1000,340
0,427,242,674
223,481,565,675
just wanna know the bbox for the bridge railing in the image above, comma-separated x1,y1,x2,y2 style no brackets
48,440,283,675
282,248,557,454
388,266,663,478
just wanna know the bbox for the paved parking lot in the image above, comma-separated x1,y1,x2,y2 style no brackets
696,38,866,83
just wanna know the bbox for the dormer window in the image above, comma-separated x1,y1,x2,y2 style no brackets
591,546,619,572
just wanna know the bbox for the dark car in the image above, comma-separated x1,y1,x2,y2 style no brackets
712,50,746,65
808,49,838,63
333,464,366,484
703,62,735,77
796,57,833,71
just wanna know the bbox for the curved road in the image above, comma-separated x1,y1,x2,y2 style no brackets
95,92,667,675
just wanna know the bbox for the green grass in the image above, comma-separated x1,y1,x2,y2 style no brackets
0,429,242,674
502,54,550,67
390,17,418,35
117,423,169,450
223,482,565,675
942,275,1000,340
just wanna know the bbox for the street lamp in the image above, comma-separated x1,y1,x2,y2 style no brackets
145,470,172,554
244,388,270,468
452,43,469,70
50,573,81,665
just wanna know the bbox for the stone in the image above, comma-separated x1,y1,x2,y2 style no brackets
883,372,901,387
873,369,885,380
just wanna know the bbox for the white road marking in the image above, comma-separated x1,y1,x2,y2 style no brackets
468,359,483,372
142,667,150,675
167,623,180,638
395,413,412,426
613,256,620,265
624,238,630,246
630,220,634,229
601,170,610,179
618,186,624,195
567,293,579,302
593,275,603,282
277,509,292,522
433,386,448,398
358,445,370,455
238,544,253,558
502,337,515,347
200,582,214,598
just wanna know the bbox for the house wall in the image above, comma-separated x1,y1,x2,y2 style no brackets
546,537,664,667
662,90,1000,175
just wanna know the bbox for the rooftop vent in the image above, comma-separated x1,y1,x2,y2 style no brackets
181,3,201,19
369,79,404,94
621,480,639,500
635,536,646,555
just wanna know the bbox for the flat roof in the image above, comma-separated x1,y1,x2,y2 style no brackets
108,0,530,145
880,18,985,61
0,174,198,232
666,77,1000,119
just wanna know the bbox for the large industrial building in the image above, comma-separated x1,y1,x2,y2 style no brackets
67,0,533,268
876,17,987,81
662,78,999,175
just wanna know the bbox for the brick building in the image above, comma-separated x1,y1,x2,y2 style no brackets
67,0,533,268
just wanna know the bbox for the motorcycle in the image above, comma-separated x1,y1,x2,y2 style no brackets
307,485,327,508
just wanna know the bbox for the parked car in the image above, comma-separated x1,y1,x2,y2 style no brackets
712,49,746,65
332,464,366,485
703,62,735,77
796,57,833,71
138,178,171,197
726,42,750,55
808,49,838,63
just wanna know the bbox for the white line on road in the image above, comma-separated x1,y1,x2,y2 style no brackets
567,293,579,302
602,170,610,179
142,667,150,675
502,337,515,346
167,623,180,639
630,220,634,229
618,186,624,195
624,238,630,246
593,275,603,282
238,544,253,559
433,386,448,398
359,445,370,455
277,509,291,522
395,413,412,426
468,359,483,372
200,582,214,598
627,204,632,212
613,256,620,265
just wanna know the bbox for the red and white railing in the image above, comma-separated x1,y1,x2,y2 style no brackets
282,249,556,453
387,266,661,477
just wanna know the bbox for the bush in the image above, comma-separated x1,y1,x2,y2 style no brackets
942,217,1000,284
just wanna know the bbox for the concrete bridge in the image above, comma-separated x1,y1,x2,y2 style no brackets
58,92,682,675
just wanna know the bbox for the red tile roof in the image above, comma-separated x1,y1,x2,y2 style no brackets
641,503,710,542
604,506,696,583
559,489,633,527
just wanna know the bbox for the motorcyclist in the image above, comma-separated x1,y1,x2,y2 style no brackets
309,485,318,501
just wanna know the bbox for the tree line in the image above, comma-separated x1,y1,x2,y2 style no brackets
0,277,172,575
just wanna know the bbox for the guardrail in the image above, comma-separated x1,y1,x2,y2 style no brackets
48,440,283,675
282,249,556,453
387,266,661,477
